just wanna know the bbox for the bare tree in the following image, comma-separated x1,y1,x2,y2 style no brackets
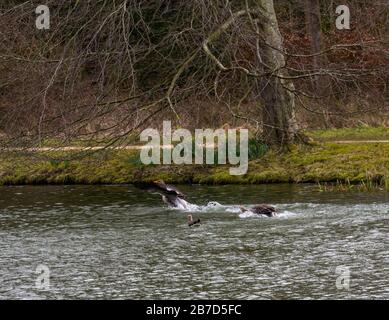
0,0,387,153
256,0,300,145
304,0,323,77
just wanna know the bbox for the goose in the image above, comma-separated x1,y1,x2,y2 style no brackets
187,214,201,227
151,180,191,210
147,180,201,226
239,204,277,217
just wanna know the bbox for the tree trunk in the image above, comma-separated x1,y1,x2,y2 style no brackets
256,0,299,146
305,0,322,75
304,0,331,96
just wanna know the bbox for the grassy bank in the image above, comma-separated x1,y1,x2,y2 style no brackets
307,126,389,142
0,141,388,190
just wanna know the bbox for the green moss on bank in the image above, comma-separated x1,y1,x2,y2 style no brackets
0,142,388,188
307,126,389,142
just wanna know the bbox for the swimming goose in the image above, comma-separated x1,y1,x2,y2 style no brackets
151,180,201,225
240,204,277,217
187,214,201,227
151,180,190,209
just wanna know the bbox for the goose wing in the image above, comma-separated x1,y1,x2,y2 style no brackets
152,180,185,198
251,204,277,216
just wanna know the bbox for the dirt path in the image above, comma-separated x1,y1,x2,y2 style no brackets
2,140,389,152
322,140,389,144
5,146,146,152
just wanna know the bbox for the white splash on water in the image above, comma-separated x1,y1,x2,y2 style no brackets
172,201,298,219
276,210,298,218
172,200,234,213
168,199,310,219
170,198,200,211
238,211,258,218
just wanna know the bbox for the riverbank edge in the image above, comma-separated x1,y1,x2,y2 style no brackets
0,142,388,189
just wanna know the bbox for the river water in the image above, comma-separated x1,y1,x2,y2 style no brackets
0,184,387,299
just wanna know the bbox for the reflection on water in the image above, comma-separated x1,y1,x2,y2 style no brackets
0,184,388,299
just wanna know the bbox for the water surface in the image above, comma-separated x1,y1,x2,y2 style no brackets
0,184,388,299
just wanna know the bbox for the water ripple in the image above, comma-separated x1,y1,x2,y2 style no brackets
0,185,388,299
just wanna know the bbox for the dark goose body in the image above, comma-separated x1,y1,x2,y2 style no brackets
149,180,190,209
241,204,277,217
